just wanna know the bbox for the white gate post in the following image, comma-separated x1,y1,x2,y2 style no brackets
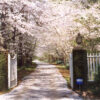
8,54,17,89
69,53,73,89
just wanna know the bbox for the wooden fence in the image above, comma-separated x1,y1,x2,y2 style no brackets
87,53,100,81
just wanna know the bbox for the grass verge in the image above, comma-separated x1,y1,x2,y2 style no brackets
56,64,70,87
56,64,100,99
18,63,37,85
0,63,37,95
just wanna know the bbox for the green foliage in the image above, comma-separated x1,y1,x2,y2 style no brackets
57,65,70,87
17,66,25,71
82,37,100,51
75,13,100,34
25,67,36,71
75,13,100,51
65,77,70,87
71,41,77,47
18,62,37,72
57,65,66,69
65,62,69,70
92,65,100,95
88,0,99,4
56,61,69,70
56,60,63,64
0,52,7,91
51,0,69,2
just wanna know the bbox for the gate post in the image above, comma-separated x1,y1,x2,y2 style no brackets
71,33,88,90
70,53,73,89
72,48,88,90
8,53,17,89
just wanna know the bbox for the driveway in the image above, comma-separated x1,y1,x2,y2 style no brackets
0,60,82,100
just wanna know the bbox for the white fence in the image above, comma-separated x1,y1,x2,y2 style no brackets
8,54,17,89
87,53,100,81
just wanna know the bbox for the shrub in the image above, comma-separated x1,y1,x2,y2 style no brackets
0,52,8,91
88,0,99,3
65,62,69,70
56,60,63,64
92,65,100,95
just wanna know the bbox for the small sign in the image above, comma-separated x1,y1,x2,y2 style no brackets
76,78,83,85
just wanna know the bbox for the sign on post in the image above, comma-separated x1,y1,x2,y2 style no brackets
76,78,83,85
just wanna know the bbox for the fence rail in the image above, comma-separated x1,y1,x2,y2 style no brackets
87,53,100,81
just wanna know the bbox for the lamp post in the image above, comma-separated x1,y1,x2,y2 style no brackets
71,32,88,91
76,33,83,45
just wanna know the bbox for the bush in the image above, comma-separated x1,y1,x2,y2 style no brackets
65,62,69,70
92,65,100,95
0,52,8,91
88,0,99,4
56,60,63,64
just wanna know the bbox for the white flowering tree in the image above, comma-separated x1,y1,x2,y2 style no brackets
0,0,100,65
